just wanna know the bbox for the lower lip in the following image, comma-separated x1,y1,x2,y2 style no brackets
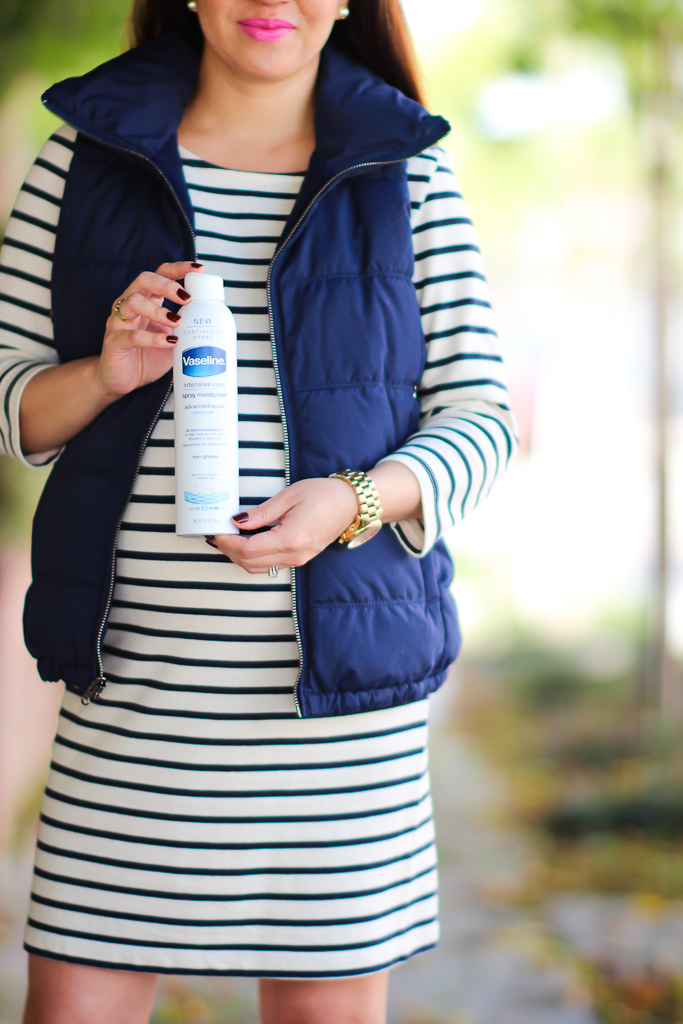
239,21,294,41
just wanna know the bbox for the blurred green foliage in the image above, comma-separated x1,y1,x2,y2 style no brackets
569,0,683,42
510,0,683,99
0,0,130,97
566,0,683,99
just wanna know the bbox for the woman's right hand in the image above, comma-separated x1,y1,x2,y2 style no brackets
95,261,204,398
19,261,204,455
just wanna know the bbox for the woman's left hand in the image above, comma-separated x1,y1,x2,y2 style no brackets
210,477,359,573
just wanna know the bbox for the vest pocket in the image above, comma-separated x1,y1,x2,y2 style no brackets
419,550,440,603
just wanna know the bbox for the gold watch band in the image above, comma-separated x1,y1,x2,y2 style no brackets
329,470,383,545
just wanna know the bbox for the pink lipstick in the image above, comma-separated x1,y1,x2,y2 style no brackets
238,18,294,41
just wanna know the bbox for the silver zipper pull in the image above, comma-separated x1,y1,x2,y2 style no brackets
81,675,107,706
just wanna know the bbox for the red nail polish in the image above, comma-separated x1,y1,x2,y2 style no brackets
167,311,181,323
177,288,190,301
233,513,249,524
190,262,204,268
166,336,178,343
205,537,218,549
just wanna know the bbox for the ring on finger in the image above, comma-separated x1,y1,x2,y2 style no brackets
111,296,135,322
268,566,280,579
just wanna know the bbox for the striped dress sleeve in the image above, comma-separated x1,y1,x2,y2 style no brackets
381,147,518,557
0,124,76,465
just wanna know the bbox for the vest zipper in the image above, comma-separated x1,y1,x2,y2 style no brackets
43,111,198,704
41,106,197,257
266,144,446,717
80,376,174,705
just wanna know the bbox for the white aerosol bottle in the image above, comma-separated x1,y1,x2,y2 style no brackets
173,272,239,537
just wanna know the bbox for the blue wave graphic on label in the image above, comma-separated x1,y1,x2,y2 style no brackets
184,491,230,505
182,346,226,377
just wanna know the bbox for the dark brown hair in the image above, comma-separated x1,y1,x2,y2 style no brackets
128,0,425,105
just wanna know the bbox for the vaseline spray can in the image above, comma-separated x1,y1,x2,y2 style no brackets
173,272,239,537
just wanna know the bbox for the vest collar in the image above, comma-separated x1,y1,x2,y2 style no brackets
42,31,449,173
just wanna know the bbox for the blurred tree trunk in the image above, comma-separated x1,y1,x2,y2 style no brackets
647,33,679,713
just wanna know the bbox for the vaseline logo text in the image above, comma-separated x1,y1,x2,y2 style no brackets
181,346,227,378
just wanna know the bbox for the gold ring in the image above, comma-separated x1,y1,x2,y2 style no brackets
111,296,134,322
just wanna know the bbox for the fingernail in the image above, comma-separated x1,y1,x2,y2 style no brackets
177,288,191,301
167,312,181,323
166,335,178,344
233,513,249,524
190,262,204,268
205,537,218,549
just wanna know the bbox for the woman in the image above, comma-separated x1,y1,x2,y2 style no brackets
0,0,516,1021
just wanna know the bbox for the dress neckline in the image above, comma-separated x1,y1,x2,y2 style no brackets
178,144,306,179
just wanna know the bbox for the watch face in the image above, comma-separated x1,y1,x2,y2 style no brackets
347,521,382,549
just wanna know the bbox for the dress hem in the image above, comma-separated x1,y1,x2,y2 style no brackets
23,940,437,978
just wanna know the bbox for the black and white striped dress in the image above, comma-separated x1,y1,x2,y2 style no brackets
0,126,516,976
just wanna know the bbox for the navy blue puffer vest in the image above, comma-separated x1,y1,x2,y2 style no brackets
23,31,461,717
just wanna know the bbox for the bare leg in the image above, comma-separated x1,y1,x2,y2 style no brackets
259,971,389,1024
23,954,158,1024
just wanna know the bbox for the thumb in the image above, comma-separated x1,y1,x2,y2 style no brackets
232,491,293,531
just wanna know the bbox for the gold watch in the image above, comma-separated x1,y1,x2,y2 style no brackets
329,469,383,549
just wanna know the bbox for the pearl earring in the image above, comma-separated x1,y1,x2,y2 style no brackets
187,0,197,10
338,5,350,18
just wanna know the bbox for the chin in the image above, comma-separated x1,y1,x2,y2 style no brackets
214,33,316,83
237,57,311,84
